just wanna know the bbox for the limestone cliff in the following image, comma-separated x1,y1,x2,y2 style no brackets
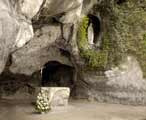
0,0,146,105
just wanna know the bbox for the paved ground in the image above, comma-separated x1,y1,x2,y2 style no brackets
0,99,146,120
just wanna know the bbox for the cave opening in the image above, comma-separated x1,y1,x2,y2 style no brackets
41,61,75,89
88,14,101,46
116,0,126,5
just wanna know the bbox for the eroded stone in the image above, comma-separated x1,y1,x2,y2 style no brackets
16,0,43,19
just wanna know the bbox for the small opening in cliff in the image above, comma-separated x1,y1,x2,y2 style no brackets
41,61,75,89
88,14,101,46
117,0,126,5
59,49,71,58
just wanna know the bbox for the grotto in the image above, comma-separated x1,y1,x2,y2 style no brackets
41,61,75,88
0,0,146,120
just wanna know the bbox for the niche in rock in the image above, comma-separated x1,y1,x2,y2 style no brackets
116,0,126,5
87,14,101,47
41,61,75,89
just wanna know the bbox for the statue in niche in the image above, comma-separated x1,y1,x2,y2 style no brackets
87,14,102,49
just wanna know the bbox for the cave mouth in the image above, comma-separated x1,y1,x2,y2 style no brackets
116,0,126,5
41,61,75,89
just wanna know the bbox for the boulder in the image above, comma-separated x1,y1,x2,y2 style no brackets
0,0,41,73
0,0,18,73
0,0,83,74
16,0,44,19
42,0,83,16
10,25,72,75
34,0,84,24
15,21,34,48
75,56,146,105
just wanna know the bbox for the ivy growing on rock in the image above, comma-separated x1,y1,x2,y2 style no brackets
78,16,108,70
110,0,146,77
78,1,146,77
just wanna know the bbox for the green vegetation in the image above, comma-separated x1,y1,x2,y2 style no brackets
78,16,108,70
78,1,146,76
143,33,146,46
78,16,90,49
134,33,146,77
111,0,146,77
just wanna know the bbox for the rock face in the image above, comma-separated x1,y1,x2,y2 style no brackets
10,25,72,75
105,56,146,91
0,0,40,73
0,0,18,73
76,56,146,105
16,0,43,19
0,0,146,105
74,0,146,105
40,0,83,23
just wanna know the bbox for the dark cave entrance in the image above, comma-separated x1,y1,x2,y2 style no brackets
117,0,126,5
41,61,75,89
88,14,101,45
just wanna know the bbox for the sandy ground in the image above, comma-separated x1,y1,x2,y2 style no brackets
0,99,146,120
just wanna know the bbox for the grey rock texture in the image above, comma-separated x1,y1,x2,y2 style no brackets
0,0,83,74
41,0,82,17
0,0,39,73
105,56,146,90
75,56,146,105
34,0,83,24
10,25,72,75
0,0,146,106
0,0,18,73
16,0,43,19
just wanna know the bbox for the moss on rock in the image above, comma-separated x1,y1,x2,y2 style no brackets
78,1,146,77
110,0,146,77
78,16,108,70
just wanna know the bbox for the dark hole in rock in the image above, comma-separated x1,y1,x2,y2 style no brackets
59,48,71,58
41,61,75,89
88,14,101,45
0,71,31,96
117,0,126,4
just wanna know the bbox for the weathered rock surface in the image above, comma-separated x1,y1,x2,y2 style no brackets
0,0,84,74
0,0,18,73
0,0,146,106
16,0,43,19
105,56,146,91
41,0,82,17
76,56,146,105
10,25,72,75
15,21,34,48
0,0,40,73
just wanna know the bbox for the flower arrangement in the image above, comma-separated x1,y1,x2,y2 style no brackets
36,89,50,113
